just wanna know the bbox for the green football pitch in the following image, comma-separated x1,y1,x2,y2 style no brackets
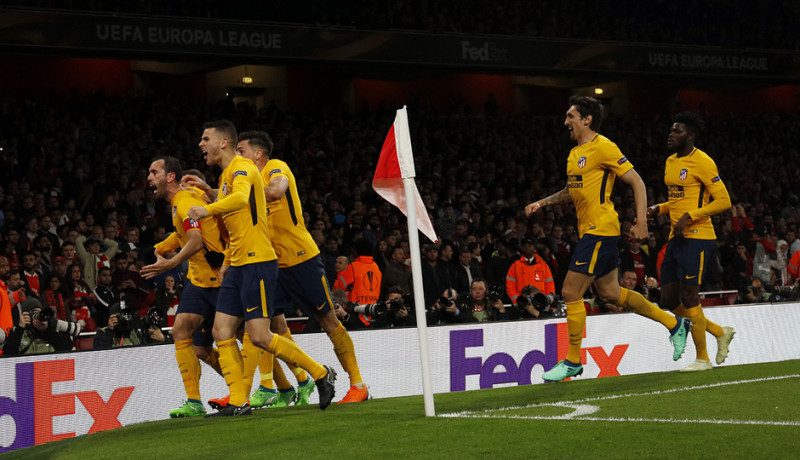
9,360,800,459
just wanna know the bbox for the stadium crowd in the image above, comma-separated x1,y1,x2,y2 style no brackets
1,90,799,354
1,0,799,50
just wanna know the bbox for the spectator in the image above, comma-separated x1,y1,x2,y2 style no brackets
154,274,181,315
620,238,651,286
92,266,119,328
42,273,70,322
20,251,44,298
381,246,410,297
75,234,119,290
453,247,482,295
63,263,97,329
420,244,446,309
485,237,516,291
320,235,341,285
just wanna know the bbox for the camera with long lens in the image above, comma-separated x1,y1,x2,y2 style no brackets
31,307,54,325
115,301,135,336
517,286,559,312
352,302,388,318
487,282,504,301
774,285,797,301
144,306,166,330
55,319,82,340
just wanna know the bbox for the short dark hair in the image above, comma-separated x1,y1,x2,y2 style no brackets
568,95,604,131
238,131,274,157
154,156,183,182
353,238,374,257
203,120,238,145
183,168,206,182
672,112,704,138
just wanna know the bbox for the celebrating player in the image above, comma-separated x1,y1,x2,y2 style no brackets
648,112,736,371
187,120,336,416
142,157,226,418
525,96,691,382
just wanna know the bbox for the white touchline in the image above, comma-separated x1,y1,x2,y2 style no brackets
439,373,800,426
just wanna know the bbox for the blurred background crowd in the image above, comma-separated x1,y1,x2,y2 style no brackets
1,0,799,355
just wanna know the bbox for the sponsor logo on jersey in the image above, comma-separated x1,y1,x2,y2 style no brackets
711,175,721,183
233,170,248,178
617,157,628,165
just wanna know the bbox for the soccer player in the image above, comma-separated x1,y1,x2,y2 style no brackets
187,120,336,416
141,157,226,418
525,96,691,382
235,130,369,405
647,112,736,371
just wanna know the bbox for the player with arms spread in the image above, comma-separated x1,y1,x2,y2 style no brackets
142,157,226,418
187,120,336,416
525,96,690,382
648,112,735,371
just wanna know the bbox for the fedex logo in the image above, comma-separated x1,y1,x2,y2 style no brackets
449,323,629,391
0,360,134,453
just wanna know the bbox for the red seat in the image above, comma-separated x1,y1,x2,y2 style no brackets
699,297,726,307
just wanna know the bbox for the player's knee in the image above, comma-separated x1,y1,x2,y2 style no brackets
316,310,339,333
561,284,583,303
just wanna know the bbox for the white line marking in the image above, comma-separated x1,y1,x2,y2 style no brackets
439,373,800,426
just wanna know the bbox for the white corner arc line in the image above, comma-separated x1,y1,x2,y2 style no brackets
438,373,800,425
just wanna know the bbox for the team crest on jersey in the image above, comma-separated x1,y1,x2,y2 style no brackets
172,206,176,218
711,175,721,183
617,157,628,165
680,168,688,181
578,156,586,168
222,183,228,195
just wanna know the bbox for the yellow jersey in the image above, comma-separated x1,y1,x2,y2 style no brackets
262,159,319,268
659,147,731,240
205,155,277,266
566,134,633,237
154,187,226,288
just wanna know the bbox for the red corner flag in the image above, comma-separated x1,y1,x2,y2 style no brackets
372,106,438,244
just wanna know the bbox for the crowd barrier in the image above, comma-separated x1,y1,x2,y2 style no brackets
2,302,799,452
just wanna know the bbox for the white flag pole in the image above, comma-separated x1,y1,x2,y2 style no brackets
403,176,436,417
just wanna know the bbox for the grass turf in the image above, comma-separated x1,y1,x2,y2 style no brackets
7,360,800,459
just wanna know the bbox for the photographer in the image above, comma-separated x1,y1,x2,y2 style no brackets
429,288,479,325
735,277,773,304
371,286,416,328
516,286,557,320
468,279,515,322
304,289,368,332
3,297,75,356
93,302,167,349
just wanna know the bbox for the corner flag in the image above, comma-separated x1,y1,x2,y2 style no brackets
372,106,438,244
372,106,437,416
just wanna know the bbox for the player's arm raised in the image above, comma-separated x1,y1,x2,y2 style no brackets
525,187,570,216
141,228,204,279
